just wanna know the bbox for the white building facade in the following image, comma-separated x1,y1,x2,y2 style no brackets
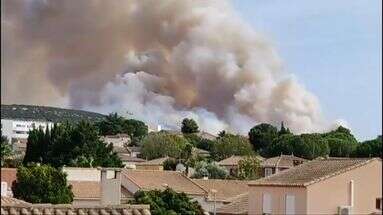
1,119,54,141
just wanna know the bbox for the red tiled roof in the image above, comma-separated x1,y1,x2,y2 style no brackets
135,157,170,166
1,197,31,207
218,155,264,166
250,157,380,187
122,169,207,196
261,154,307,168
118,154,146,162
192,179,249,202
216,193,248,215
68,181,100,199
1,199,151,215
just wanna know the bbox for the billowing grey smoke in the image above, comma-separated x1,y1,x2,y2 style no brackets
1,0,336,134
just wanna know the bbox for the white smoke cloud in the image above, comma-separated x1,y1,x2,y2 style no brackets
1,0,336,134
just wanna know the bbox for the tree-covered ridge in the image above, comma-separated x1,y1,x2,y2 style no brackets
1,104,105,123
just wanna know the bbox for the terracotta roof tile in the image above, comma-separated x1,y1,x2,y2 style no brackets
135,157,170,166
113,146,129,154
218,155,264,166
1,197,31,207
68,181,100,199
198,131,217,140
192,179,249,202
251,157,380,187
261,154,307,168
118,154,146,163
216,193,248,215
1,202,151,215
122,169,207,196
126,147,141,153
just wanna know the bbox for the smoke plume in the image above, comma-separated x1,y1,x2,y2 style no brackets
1,0,332,134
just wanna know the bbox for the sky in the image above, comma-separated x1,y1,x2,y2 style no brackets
232,0,382,141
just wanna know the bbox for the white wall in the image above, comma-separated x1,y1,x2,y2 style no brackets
63,168,118,182
64,168,100,181
1,119,54,140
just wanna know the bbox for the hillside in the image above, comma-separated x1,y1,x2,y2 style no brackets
1,104,106,123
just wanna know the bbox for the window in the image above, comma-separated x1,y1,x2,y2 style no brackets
265,168,273,177
14,131,27,134
377,198,382,210
286,194,295,215
263,193,272,214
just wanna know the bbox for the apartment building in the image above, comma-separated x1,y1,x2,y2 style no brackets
1,119,54,142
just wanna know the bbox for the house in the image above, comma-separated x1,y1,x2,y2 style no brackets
157,129,217,140
192,147,211,158
135,156,171,171
1,196,151,215
198,131,217,140
248,157,382,215
121,169,208,207
216,193,248,215
261,154,307,177
121,169,207,196
63,167,133,206
192,179,250,213
1,168,17,197
126,146,142,158
10,138,28,154
218,155,264,176
100,134,130,148
117,154,146,169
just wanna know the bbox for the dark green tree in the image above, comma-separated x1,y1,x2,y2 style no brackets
141,133,188,160
352,136,382,157
163,158,178,171
264,134,296,157
211,134,253,161
322,126,358,157
23,127,46,165
195,138,215,152
278,121,292,136
23,121,122,168
181,118,199,134
123,119,148,144
95,113,148,144
12,165,74,204
95,113,125,135
1,135,13,167
248,123,278,152
218,130,226,138
265,133,329,159
132,188,204,215
298,133,330,159
183,133,202,147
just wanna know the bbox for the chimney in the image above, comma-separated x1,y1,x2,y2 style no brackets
99,167,121,205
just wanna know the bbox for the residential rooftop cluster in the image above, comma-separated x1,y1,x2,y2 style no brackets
1,111,382,214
